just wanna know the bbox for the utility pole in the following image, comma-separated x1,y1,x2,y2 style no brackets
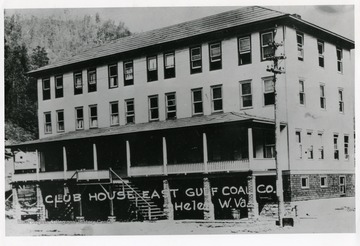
265,26,286,227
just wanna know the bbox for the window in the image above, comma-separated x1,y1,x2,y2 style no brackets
125,99,135,124
190,46,202,74
318,40,324,67
299,80,305,105
209,42,222,70
264,130,275,158
344,135,349,160
164,52,175,79
320,176,328,188
339,176,346,194
336,47,343,73
75,107,84,130
74,72,83,95
320,84,326,109
263,77,275,106
301,176,309,189
240,80,252,108
339,89,344,113
296,131,302,159
318,132,324,159
123,61,134,86
238,36,251,65
165,93,176,119
211,85,223,113
260,31,274,60
55,75,63,98
108,64,118,88
110,102,119,126
42,78,51,100
147,56,158,82
307,132,313,159
334,134,339,160
148,95,159,121
87,68,97,92
44,112,52,134
297,32,304,60
56,110,64,132
192,88,203,115
89,105,98,128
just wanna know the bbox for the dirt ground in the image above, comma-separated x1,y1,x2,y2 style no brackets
5,197,355,236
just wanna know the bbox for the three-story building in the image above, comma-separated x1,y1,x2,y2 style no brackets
8,6,354,222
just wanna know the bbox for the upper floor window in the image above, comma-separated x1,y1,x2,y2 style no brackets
209,42,222,71
240,80,252,108
318,132,324,159
334,134,339,160
238,36,251,65
123,61,134,86
306,131,313,159
147,56,158,82
75,107,84,130
339,89,344,113
295,131,302,159
55,75,63,98
110,101,119,126
299,80,305,105
344,135,349,160
108,64,118,88
211,85,223,113
192,88,203,115
87,68,97,92
56,110,64,132
190,46,202,74
165,93,176,120
164,52,175,79
297,32,304,61
264,131,275,158
125,99,135,124
42,78,51,100
148,95,159,121
74,72,83,95
318,40,325,67
336,47,343,73
260,31,274,61
320,84,326,109
89,105,98,128
44,112,52,134
263,77,274,106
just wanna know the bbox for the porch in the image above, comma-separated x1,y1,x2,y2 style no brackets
9,113,281,182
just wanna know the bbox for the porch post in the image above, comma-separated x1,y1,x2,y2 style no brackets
63,146,67,179
12,185,21,221
203,177,215,220
248,128,254,167
108,185,116,222
162,137,168,175
163,179,173,220
76,186,84,222
247,175,259,219
126,140,131,176
203,132,208,173
93,143,98,171
36,184,46,221
36,149,40,181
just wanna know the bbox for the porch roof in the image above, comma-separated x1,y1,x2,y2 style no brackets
7,112,285,147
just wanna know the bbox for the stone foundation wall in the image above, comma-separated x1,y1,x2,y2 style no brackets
284,173,355,202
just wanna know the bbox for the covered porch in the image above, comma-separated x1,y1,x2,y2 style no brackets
10,112,284,182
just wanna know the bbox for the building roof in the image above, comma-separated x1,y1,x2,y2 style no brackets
28,6,354,77
7,112,283,147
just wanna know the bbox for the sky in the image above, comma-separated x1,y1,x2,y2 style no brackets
3,3,355,40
